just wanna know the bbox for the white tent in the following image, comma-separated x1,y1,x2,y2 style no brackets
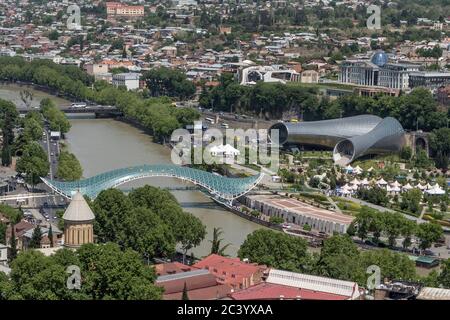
350,178,360,185
425,184,446,195
417,183,427,190
210,144,240,157
339,184,352,195
361,178,370,186
377,178,387,185
345,165,353,173
367,167,374,172
353,166,363,174
388,185,401,193
402,183,413,191
426,183,433,190
391,181,401,188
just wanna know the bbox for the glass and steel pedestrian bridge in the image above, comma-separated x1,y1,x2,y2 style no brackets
41,164,263,202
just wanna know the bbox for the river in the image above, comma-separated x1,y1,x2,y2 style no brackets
65,119,263,258
0,83,69,108
1,83,263,258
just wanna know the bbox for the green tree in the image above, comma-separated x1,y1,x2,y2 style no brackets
177,212,206,264
400,219,417,249
315,235,364,283
9,225,17,262
209,227,231,256
400,146,413,161
401,189,422,215
1,243,163,300
238,229,310,272
383,213,405,247
429,127,450,169
360,249,417,282
40,98,71,134
416,222,443,251
142,67,196,99
1,144,12,167
16,142,49,186
48,224,53,248
29,227,42,249
57,151,83,181
122,207,176,258
437,259,450,289
76,243,162,300
270,216,285,224
23,118,43,142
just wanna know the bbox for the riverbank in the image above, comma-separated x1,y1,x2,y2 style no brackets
65,119,265,257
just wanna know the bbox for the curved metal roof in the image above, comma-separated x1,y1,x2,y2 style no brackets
270,115,382,146
41,164,263,201
270,115,405,166
333,117,405,166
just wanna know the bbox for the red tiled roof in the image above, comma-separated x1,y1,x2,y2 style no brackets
193,254,266,287
164,284,232,300
156,272,218,294
155,262,198,276
10,220,34,237
230,283,349,300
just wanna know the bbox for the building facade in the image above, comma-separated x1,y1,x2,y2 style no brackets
106,2,144,18
339,51,420,89
112,72,140,90
243,195,355,234
408,71,450,89
63,192,95,248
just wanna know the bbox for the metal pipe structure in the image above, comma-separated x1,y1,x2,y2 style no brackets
333,117,406,166
269,115,405,166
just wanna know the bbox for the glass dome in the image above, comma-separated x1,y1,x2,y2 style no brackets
371,51,389,67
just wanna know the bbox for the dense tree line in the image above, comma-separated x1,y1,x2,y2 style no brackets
0,99,18,166
142,67,196,99
0,57,200,143
91,186,206,261
200,76,448,132
238,229,420,286
349,207,443,251
429,127,450,169
40,98,71,134
0,243,162,300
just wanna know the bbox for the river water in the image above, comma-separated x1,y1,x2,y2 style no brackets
65,119,263,258
1,83,263,258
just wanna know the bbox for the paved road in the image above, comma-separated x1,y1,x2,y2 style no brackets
40,126,59,180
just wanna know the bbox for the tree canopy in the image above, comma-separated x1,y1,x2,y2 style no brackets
0,243,162,300
57,151,83,181
92,186,205,259
15,141,49,185
238,229,310,272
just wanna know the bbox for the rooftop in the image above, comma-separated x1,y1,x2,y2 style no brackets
230,282,349,300
62,191,95,222
249,195,354,225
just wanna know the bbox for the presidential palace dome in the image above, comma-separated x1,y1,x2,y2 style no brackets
371,50,389,67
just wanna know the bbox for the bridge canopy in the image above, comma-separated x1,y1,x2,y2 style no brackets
41,164,263,201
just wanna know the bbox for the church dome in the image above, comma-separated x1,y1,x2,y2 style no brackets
62,192,95,222
371,51,389,67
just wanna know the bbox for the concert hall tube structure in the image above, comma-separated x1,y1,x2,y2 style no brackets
269,115,405,166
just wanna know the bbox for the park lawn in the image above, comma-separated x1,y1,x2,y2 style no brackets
332,197,362,215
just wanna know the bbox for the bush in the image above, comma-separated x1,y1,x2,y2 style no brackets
269,216,284,224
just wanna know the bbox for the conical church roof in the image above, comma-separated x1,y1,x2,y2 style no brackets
62,192,95,222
